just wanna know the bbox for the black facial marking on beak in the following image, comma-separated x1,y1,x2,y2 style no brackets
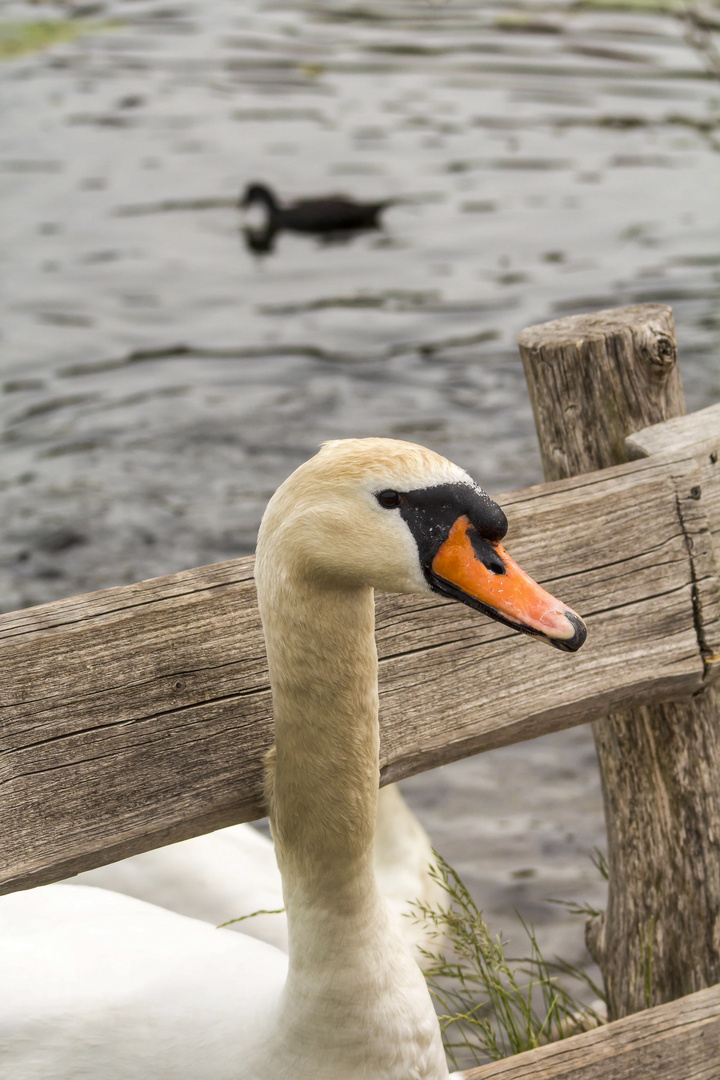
469,530,506,576
392,482,508,569
387,482,587,653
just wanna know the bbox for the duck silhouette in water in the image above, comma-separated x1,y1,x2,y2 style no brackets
240,182,393,254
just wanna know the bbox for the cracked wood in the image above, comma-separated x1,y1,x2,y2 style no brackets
627,401,720,672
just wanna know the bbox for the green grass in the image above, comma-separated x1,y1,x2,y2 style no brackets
637,916,655,1010
217,907,285,929
411,854,605,1070
0,20,116,61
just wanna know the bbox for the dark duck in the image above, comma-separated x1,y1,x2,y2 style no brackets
240,182,393,252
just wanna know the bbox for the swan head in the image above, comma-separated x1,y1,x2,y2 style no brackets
256,437,586,653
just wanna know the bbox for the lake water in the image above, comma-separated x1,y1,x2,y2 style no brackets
2,0,719,993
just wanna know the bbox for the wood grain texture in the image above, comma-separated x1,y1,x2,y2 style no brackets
518,304,683,482
519,303,720,1020
0,442,716,896
626,402,720,460
627,402,720,673
461,984,720,1080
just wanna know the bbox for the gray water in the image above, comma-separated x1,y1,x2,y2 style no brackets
2,0,720,989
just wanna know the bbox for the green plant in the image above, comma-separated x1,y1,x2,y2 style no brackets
411,854,605,1070
591,846,609,882
636,916,655,1009
0,19,116,62
217,907,284,930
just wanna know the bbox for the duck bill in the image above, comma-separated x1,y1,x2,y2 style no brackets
429,517,586,653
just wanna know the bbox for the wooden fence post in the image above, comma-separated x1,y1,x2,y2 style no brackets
518,304,720,1020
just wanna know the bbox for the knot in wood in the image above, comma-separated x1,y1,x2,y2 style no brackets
638,327,677,371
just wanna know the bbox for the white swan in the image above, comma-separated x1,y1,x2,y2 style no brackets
69,785,447,962
0,438,585,1080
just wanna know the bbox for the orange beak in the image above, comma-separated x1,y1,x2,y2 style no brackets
431,516,586,652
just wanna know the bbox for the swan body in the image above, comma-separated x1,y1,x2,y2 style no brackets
0,438,585,1079
70,820,290,949
71,784,447,961
0,884,287,1080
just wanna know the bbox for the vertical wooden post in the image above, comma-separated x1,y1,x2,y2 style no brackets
518,304,720,1020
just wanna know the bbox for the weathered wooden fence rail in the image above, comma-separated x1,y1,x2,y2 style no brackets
1,304,719,1078
2,419,718,895
464,984,720,1079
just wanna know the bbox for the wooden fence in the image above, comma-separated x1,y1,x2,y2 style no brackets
1,304,719,1077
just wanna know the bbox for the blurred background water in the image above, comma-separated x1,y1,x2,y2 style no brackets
2,0,719,983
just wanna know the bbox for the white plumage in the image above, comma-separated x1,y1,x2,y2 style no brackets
70,783,447,963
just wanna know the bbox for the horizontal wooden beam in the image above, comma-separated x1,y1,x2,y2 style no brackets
626,402,720,671
626,401,720,461
1,439,718,895
461,983,720,1079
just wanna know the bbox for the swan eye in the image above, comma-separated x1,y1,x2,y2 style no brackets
376,489,402,509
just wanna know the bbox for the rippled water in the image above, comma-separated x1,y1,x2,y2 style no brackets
2,0,719,982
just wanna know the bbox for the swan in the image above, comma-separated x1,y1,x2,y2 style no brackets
0,438,586,1080
69,784,448,962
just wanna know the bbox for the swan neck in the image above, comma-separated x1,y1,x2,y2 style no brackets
262,577,380,906
254,542,450,1079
